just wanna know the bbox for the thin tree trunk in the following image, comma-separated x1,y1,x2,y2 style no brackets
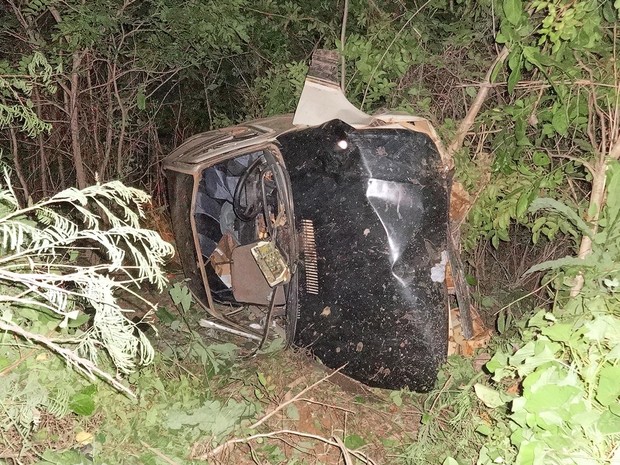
99,62,115,179
571,141,620,296
33,86,49,197
69,51,87,189
113,65,128,178
48,5,87,189
86,57,103,178
446,47,509,166
8,126,30,206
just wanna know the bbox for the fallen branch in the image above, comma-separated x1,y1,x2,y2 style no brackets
197,429,377,464
334,435,355,465
0,318,135,398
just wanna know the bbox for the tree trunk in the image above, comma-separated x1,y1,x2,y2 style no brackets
571,140,620,296
69,51,87,189
33,86,49,198
8,126,30,206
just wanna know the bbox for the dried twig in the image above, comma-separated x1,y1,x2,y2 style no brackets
199,429,377,464
249,366,345,430
334,435,354,465
193,367,364,462
140,441,180,465
296,397,355,414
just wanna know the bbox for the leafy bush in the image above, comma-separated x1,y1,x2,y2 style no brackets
469,161,620,464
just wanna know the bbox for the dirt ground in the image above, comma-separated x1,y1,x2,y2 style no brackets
189,347,421,465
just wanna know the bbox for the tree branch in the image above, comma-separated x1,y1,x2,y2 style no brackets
446,47,509,162
0,318,135,398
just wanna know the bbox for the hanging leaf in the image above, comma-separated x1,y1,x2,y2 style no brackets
507,66,521,94
136,84,146,111
503,0,523,25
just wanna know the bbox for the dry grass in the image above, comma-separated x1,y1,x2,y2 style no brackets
0,412,102,465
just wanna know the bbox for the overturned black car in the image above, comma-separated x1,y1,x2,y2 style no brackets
163,54,456,392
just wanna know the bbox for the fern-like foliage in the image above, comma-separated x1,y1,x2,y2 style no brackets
0,169,174,376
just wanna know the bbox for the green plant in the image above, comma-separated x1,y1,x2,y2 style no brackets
461,0,619,255
465,161,620,464
401,356,486,465
162,282,240,377
0,51,55,137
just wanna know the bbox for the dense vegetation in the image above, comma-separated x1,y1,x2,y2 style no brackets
1,0,619,464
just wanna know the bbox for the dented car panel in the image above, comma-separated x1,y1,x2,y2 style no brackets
278,121,449,390
164,66,451,391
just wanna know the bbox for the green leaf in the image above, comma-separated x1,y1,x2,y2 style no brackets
596,364,620,407
286,404,300,421
486,351,508,374
474,384,506,408
503,0,523,25
69,391,96,416
497,310,511,334
39,449,92,464
598,407,620,434
136,85,146,111
605,161,620,224
523,382,581,415
532,151,550,167
390,390,403,407
155,306,177,324
465,274,478,286
169,283,193,313
551,109,569,136
475,423,492,436
442,458,460,465
507,66,521,94
510,340,561,377
66,312,90,328
541,323,574,343
528,198,593,239
515,191,529,218
344,434,366,449
583,315,620,343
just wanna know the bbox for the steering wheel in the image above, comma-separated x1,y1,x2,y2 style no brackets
233,157,265,222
